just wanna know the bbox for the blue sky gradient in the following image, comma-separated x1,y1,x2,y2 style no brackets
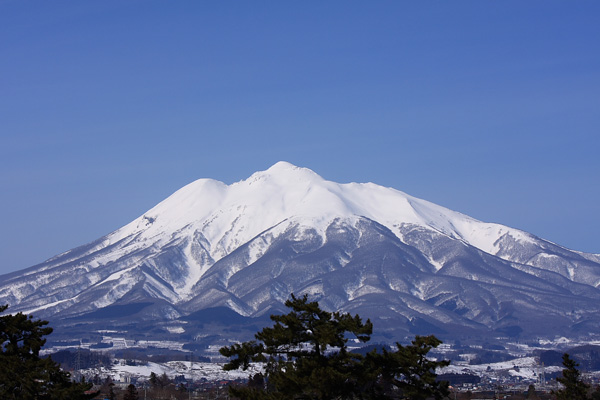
1,1,599,274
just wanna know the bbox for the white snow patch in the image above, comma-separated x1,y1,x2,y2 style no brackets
101,161,539,271
106,361,264,382
99,266,137,284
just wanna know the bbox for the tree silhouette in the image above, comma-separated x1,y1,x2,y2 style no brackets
553,353,589,400
591,385,600,400
220,294,449,399
0,305,97,400
221,294,372,399
526,384,538,399
123,383,139,400
363,335,450,400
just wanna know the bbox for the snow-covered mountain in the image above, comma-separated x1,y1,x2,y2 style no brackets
1,162,600,345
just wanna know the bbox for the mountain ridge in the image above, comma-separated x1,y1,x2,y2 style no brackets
1,162,599,345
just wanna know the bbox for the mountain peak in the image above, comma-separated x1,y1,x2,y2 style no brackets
267,160,302,172
113,162,534,261
2,163,600,347
247,161,324,184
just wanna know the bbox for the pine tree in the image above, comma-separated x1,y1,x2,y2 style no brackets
149,371,159,387
553,353,589,400
526,384,538,399
220,294,450,400
159,372,170,388
123,383,139,400
591,385,600,400
107,383,116,400
362,335,450,400
220,294,373,399
0,305,96,400
177,382,187,393
100,376,115,399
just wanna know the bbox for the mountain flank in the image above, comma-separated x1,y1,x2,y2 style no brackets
1,161,599,347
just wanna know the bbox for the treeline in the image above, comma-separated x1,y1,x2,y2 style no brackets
47,347,211,372
538,345,600,371
49,348,112,370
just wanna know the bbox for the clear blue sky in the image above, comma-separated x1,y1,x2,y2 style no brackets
1,1,599,275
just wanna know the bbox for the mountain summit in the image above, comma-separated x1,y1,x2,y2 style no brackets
1,162,600,345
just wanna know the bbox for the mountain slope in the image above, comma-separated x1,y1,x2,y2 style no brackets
1,161,599,344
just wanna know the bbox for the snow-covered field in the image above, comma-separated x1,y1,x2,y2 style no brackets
72,335,600,385
439,356,563,382
87,355,561,385
85,360,264,383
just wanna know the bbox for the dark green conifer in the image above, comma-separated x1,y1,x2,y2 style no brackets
363,335,449,400
591,385,600,400
220,294,450,400
107,382,116,400
220,294,373,399
123,383,139,400
553,353,589,400
149,371,159,387
0,305,96,400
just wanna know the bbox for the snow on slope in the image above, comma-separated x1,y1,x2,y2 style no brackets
106,161,538,263
1,161,571,315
